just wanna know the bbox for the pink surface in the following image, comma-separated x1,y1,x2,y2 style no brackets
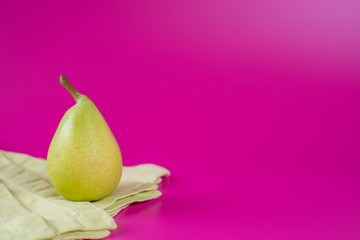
1,0,360,239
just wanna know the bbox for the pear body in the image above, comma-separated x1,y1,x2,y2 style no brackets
47,95,122,201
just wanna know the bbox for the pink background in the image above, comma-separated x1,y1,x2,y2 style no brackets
1,0,360,239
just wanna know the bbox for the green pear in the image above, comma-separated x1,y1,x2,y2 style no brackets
47,75,122,201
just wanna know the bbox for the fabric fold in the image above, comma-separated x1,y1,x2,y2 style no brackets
0,150,170,240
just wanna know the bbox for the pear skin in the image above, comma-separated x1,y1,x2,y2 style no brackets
47,75,122,201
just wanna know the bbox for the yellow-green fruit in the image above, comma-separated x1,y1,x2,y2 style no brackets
47,75,122,201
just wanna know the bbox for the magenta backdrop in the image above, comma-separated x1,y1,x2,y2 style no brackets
1,0,360,239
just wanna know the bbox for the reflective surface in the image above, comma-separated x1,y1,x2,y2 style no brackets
1,1,360,239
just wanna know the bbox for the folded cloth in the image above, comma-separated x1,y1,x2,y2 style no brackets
0,150,170,240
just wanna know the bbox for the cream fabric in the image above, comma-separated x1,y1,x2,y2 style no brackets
0,150,170,240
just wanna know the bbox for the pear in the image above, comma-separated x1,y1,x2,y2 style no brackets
47,75,122,201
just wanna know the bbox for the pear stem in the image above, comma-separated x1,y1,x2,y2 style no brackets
60,74,81,101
